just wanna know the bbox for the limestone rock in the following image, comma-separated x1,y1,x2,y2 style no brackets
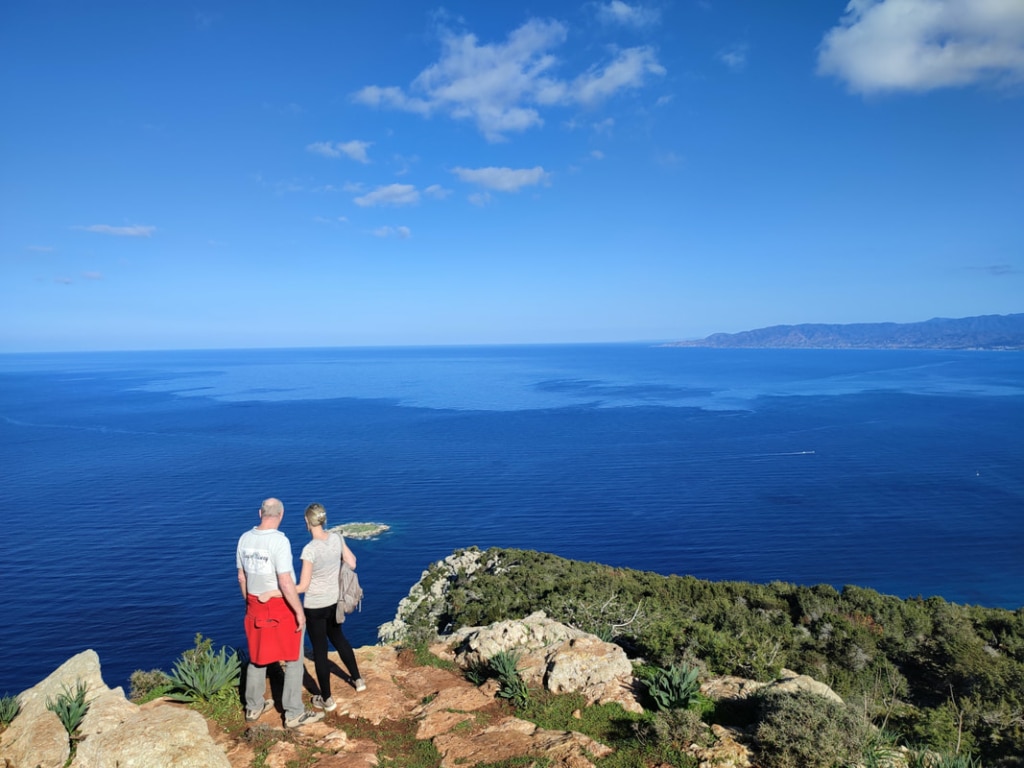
687,724,754,768
72,705,231,768
700,668,844,706
0,708,68,768
1,649,107,768
0,649,228,768
378,548,487,644
761,668,845,704
432,716,613,768
446,611,642,713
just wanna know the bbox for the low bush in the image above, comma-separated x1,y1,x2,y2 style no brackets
908,750,984,768
648,707,710,750
755,688,873,768
128,668,172,703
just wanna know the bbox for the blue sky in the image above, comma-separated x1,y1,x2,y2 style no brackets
1,0,1022,352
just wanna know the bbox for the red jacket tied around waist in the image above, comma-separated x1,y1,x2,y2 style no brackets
245,594,302,665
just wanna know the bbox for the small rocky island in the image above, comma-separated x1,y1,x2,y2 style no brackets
331,522,390,539
667,312,1024,350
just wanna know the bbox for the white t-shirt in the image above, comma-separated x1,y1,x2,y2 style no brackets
301,533,343,610
236,528,295,595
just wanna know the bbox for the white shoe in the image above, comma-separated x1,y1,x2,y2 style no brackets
354,678,366,692
285,709,324,728
312,695,336,712
245,698,273,722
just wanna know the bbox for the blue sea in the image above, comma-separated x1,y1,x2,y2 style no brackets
2,345,1023,696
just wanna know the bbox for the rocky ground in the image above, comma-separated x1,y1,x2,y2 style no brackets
5,612,868,768
221,643,622,768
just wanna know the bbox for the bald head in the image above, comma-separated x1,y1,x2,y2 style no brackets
257,497,284,529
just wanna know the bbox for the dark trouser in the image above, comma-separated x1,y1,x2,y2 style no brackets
303,603,361,698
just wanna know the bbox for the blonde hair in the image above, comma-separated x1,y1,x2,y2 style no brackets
304,502,327,528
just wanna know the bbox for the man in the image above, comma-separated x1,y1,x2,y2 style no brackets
236,497,323,728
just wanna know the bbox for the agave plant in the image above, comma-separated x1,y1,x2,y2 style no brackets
166,643,241,703
489,649,530,708
0,694,21,727
647,663,700,712
46,681,90,736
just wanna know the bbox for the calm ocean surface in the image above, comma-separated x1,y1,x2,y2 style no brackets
2,345,1023,695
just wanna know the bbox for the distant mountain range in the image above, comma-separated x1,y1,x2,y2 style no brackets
667,313,1024,351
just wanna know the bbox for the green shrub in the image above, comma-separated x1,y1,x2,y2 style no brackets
46,681,90,736
649,707,710,750
166,634,240,703
490,650,530,708
755,688,873,768
400,547,1024,764
908,750,984,768
646,663,700,712
0,694,20,726
128,668,172,702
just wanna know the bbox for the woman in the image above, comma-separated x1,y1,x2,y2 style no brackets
264,502,365,711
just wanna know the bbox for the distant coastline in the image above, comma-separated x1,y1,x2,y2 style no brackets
666,313,1024,351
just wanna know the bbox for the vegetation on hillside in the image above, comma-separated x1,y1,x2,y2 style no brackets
394,547,1024,767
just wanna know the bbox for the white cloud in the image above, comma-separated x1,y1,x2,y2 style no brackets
83,271,103,280
468,191,492,207
657,150,683,166
573,46,665,105
591,149,606,160
818,0,1024,93
452,166,550,192
718,43,748,71
424,184,451,199
194,11,217,30
307,140,373,163
75,224,156,237
372,225,412,238
354,184,420,207
353,18,665,141
353,85,432,115
597,1,661,28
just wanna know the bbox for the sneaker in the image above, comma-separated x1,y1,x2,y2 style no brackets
311,695,336,712
245,698,274,722
354,678,367,692
285,709,324,729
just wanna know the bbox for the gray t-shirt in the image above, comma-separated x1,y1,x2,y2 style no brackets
236,528,295,595
300,533,343,610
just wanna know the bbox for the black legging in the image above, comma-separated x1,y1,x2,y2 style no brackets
304,604,361,698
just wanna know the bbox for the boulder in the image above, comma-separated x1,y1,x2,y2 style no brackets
700,667,844,706
445,611,642,713
761,668,845,705
72,705,230,768
0,649,229,768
